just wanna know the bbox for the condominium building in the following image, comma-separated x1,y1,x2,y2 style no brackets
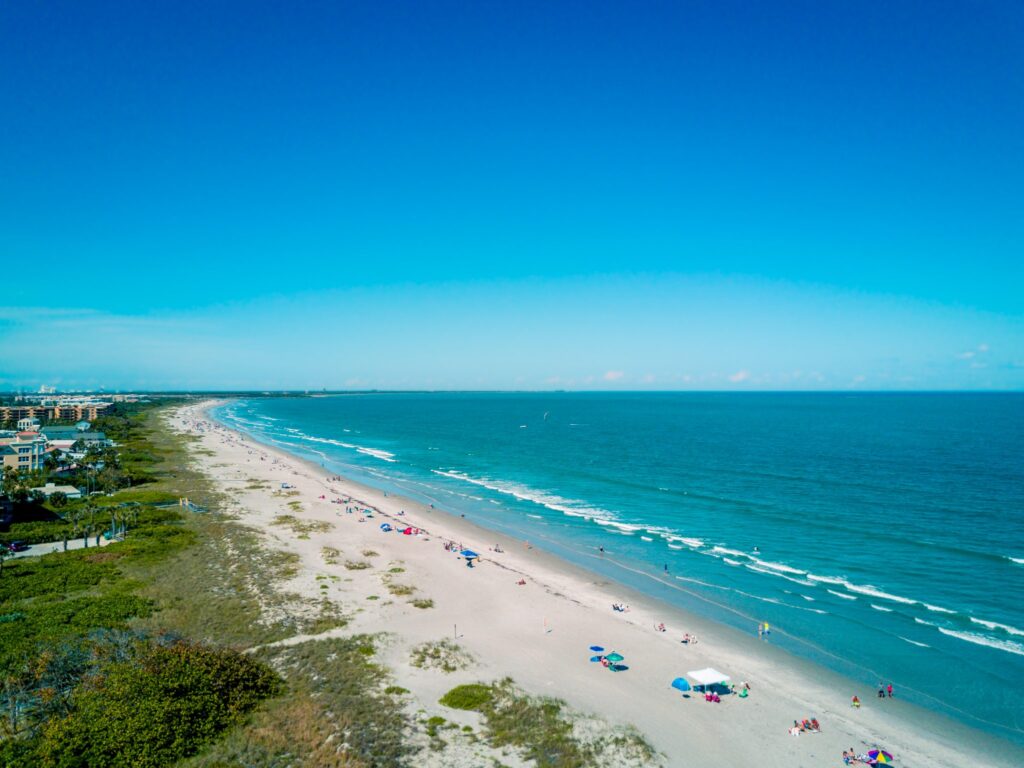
0,402,111,424
0,431,49,473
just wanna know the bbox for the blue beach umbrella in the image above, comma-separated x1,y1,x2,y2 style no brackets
671,677,691,692
460,550,479,559
589,655,604,662
589,645,605,652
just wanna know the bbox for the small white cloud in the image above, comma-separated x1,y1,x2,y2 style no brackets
851,374,867,385
603,370,625,381
960,343,989,360
640,373,656,384
728,370,750,383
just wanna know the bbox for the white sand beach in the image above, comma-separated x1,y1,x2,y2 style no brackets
170,401,1022,768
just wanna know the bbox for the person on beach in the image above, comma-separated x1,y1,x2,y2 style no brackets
758,623,764,639
887,682,894,698
851,695,861,708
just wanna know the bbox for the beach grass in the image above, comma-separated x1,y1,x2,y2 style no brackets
439,679,657,768
184,635,412,768
411,639,473,673
270,514,332,538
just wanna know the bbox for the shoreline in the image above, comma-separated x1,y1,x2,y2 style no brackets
179,399,1023,767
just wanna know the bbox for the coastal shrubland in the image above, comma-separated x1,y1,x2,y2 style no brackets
439,678,657,768
411,639,473,673
0,402,285,767
27,640,280,767
270,513,332,538
184,635,412,768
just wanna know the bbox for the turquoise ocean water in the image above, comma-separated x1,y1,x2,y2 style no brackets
215,393,1024,743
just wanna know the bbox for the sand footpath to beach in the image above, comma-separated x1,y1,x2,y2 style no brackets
170,401,1022,768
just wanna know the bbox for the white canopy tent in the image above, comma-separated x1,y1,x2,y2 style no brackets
687,667,730,688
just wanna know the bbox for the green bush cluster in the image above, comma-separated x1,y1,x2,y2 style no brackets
438,679,657,768
439,683,494,711
29,641,280,768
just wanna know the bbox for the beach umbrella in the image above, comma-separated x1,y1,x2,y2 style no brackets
460,550,479,559
589,645,605,652
604,652,624,663
589,655,604,662
867,750,894,763
671,677,691,692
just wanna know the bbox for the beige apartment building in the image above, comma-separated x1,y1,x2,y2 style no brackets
0,403,110,424
0,431,49,473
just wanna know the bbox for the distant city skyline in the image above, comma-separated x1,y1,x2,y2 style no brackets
1,2,1021,390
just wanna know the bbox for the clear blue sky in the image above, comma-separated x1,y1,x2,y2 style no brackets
1,1,1021,390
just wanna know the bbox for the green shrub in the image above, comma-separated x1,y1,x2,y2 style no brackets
439,683,493,711
33,642,280,767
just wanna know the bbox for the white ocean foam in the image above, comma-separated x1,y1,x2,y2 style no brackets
938,628,1024,657
723,558,742,566
292,433,397,462
640,536,654,542
844,584,916,604
666,535,704,548
914,618,939,627
1008,556,1024,565
801,595,815,601
807,573,846,585
970,618,1024,637
595,520,643,532
871,604,894,613
827,589,857,601
750,558,806,575
710,546,749,558
899,636,931,648
807,575,916,605
744,563,814,586
667,544,684,550
923,603,955,614
356,447,396,462
675,575,728,590
431,469,618,522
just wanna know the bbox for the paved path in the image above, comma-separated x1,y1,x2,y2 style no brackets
8,535,116,559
